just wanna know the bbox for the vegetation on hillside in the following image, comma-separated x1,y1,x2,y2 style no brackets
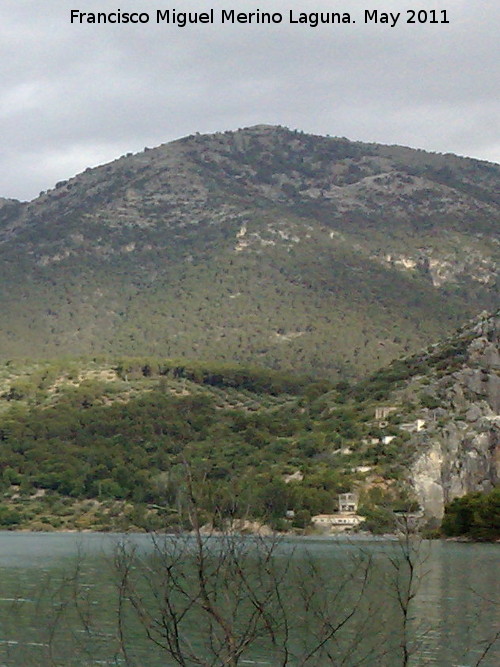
0,355,420,531
0,126,497,377
0,311,496,534
441,489,500,541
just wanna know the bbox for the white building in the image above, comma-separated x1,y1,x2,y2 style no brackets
311,513,365,532
311,491,365,533
338,492,358,513
399,419,426,433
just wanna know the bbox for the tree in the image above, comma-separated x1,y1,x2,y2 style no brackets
110,487,499,667
113,530,387,666
112,466,381,666
7,505,498,666
441,489,500,541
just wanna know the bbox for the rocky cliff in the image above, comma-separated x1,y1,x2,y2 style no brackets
408,312,499,518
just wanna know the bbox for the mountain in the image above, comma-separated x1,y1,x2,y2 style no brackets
0,126,498,378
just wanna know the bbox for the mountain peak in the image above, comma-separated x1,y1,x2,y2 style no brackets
240,124,281,132
0,128,497,373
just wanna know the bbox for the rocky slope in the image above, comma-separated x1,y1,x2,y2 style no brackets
0,126,498,377
402,312,499,518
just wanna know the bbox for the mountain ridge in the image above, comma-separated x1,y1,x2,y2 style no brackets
0,126,498,377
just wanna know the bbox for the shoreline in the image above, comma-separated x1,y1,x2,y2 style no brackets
1,527,498,543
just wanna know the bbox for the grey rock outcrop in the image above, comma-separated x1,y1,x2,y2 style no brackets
409,312,500,518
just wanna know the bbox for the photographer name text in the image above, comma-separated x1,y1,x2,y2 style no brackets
69,8,451,28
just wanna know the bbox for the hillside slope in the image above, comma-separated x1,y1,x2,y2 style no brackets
1,126,498,377
342,310,499,518
0,312,497,530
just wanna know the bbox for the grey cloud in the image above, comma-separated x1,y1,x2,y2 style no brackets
1,0,498,200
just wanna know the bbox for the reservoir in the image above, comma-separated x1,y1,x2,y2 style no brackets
0,533,498,665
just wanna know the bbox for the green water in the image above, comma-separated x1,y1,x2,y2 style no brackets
0,533,498,666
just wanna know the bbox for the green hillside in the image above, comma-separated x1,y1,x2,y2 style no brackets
0,126,497,378
0,354,410,531
0,308,496,534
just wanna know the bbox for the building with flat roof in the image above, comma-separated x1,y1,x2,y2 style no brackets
312,513,365,532
338,492,358,513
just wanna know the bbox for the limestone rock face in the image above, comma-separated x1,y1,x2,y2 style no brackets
411,445,445,518
409,313,500,518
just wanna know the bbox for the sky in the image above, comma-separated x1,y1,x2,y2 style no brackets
1,0,498,201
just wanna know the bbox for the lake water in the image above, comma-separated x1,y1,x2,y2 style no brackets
0,533,498,666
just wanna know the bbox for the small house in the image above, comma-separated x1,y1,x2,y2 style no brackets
338,492,358,513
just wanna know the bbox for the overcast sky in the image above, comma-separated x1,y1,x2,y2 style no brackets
1,0,498,201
